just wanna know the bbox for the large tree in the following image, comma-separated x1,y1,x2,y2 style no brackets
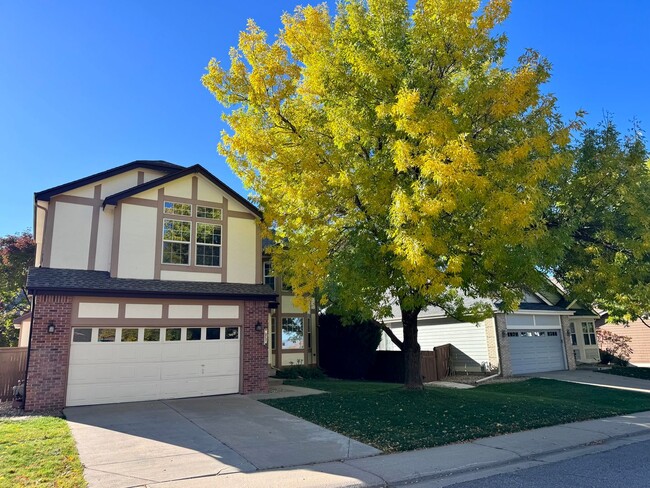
0,231,35,347
203,0,575,388
551,121,650,325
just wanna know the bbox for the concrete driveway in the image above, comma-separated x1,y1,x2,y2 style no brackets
530,369,650,394
64,395,380,488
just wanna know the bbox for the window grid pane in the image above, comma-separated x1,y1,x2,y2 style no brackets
164,201,192,216
197,206,222,220
196,223,221,266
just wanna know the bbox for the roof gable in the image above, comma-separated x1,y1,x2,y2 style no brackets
103,164,261,217
35,160,184,201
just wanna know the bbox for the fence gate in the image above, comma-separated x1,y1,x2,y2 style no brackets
0,348,27,401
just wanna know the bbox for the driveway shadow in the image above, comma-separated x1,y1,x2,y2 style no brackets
64,394,380,488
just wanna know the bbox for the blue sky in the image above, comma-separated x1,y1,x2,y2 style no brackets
1,1,648,235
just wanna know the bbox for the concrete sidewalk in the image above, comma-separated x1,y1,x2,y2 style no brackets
147,410,650,488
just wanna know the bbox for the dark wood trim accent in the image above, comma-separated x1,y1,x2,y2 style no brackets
192,176,198,201
87,185,102,270
52,194,97,205
222,198,228,281
110,204,122,277
154,189,164,279
42,201,56,267
121,197,158,208
137,171,145,185
229,211,256,220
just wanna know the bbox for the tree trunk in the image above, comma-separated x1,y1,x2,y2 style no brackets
402,307,423,390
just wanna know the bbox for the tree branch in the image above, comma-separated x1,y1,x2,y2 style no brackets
378,321,404,350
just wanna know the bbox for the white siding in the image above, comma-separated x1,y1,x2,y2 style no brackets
380,319,491,373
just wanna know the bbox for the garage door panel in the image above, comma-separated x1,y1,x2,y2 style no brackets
509,330,565,374
67,326,242,406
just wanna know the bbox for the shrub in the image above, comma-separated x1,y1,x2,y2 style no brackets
275,365,326,380
597,329,633,366
318,313,382,379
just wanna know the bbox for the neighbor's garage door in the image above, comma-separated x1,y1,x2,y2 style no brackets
509,330,565,374
66,326,240,406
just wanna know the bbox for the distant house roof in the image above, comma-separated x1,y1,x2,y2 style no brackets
27,268,276,301
34,160,185,201
103,164,262,218
515,303,571,312
12,311,31,326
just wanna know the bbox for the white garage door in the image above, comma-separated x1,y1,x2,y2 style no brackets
509,330,566,374
67,326,240,406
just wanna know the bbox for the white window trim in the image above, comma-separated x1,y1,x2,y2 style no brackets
195,222,222,267
162,218,192,266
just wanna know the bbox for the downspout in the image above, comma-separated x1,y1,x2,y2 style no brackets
22,291,36,409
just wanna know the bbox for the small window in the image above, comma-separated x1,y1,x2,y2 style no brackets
534,331,546,337
98,328,116,342
225,327,239,339
197,206,222,220
144,328,160,341
166,328,181,341
73,328,92,343
547,331,558,337
186,328,202,341
196,223,221,267
164,201,192,216
582,322,597,345
270,317,276,351
206,327,221,340
162,219,191,265
507,332,519,337
264,262,275,290
569,323,577,345
121,329,139,342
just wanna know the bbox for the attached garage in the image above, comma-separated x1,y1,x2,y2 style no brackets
67,326,241,406
506,313,567,375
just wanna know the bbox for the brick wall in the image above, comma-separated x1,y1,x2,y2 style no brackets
242,300,269,394
25,294,73,411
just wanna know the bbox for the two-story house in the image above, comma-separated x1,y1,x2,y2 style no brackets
22,161,316,411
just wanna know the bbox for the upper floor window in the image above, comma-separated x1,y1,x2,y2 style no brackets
196,223,221,267
162,219,191,264
197,206,222,220
582,321,597,345
263,261,275,289
164,201,191,216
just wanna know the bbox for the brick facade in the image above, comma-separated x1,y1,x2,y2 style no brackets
241,300,270,394
25,294,73,411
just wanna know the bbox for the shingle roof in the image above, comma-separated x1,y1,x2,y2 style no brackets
35,161,185,201
27,268,277,301
103,164,262,218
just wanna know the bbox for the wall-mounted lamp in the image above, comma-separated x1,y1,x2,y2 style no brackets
255,321,264,332
47,321,56,334
501,330,506,338
268,301,279,310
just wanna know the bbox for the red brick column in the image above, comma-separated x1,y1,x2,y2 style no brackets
242,300,269,394
25,295,73,411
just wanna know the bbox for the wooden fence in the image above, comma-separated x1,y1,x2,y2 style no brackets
368,344,451,383
0,347,27,401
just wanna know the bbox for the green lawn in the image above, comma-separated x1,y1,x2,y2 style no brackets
0,417,86,487
600,367,650,381
263,378,650,452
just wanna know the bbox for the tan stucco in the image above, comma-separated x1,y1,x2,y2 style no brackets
208,305,240,319
226,217,257,284
50,201,93,269
197,176,224,203
117,203,158,278
159,270,222,282
78,302,120,318
94,206,114,271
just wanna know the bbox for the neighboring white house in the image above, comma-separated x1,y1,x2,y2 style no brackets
378,288,600,376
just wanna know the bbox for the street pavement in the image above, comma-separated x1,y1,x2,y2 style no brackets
428,437,650,488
